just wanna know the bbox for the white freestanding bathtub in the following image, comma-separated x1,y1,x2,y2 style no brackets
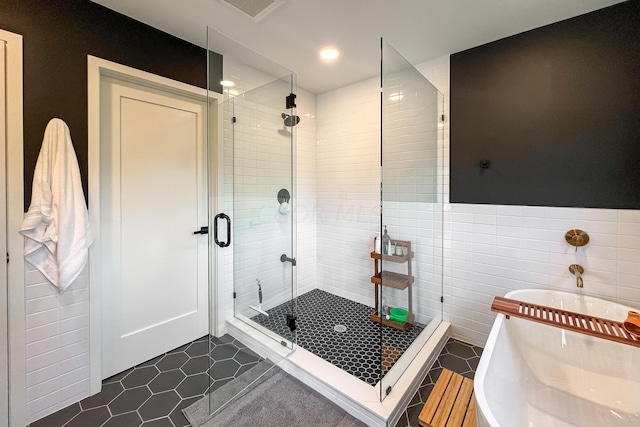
475,289,640,427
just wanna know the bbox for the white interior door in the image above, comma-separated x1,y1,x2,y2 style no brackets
100,76,208,378
0,39,9,427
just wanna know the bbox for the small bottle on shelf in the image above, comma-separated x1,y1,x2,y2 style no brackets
382,226,391,255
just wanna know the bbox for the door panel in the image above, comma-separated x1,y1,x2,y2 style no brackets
100,77,208,378
1,39,9,426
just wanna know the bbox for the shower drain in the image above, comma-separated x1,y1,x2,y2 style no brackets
334,324,347,333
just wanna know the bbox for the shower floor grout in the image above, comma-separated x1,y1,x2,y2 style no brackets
251,288,427,385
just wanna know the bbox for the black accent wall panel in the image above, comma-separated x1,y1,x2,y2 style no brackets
0,0,223,209
450,1,640,209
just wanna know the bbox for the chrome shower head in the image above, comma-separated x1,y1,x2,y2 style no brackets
281,112,300,127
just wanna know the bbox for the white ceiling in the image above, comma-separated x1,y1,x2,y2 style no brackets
91,0,625,94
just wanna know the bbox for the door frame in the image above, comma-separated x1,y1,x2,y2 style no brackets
1,28,26,427
87,56,224,393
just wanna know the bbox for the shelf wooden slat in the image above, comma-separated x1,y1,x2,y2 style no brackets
491,296,640,348
370,251,414,263
370,271,414,290
370,312,413,331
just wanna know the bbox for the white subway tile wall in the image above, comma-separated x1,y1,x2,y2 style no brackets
316,68,444,327
25,264,90,423
219,59,318,322
316,79,380,306
227,78,296,317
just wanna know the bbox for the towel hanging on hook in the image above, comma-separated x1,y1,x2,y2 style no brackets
20,118,93,292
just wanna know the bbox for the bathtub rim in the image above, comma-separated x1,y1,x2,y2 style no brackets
474,288,638,427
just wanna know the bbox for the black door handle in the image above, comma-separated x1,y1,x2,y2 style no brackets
214,213,231,248
193,226,209,235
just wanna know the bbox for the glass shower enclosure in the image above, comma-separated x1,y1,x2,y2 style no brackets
378,38,444,400
207,27,297,415
206,29,444,418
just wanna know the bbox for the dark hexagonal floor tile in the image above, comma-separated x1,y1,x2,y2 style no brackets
139,390,181,421
80,381,123,410
149,369,186,393
108,386,152,415
102,411,142,427
156,352,189,371
185,340,209,357
211,334,234,346
467,356,480,371
208,377,233,394
176,373,210,399
169,396,200,427
168,343,191,354
419,383,434,402
210,359,240,381
438,353,470,373
394,412,409,427
408,390,422,406
181,355,210,375
30,403,81,427
103,368,133,384
210,344,238,361
235,361,259,378
445,340,477,359
64,406,110,427
138,354,164,368
234,347,260,365
406,403,423,427
141,418,175,427
121,365,159,389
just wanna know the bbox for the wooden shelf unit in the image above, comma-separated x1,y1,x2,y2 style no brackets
370,239,414,331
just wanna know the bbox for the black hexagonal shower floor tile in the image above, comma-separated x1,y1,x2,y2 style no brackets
252,288,426,385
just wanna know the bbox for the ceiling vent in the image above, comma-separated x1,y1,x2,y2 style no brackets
220,0,284,22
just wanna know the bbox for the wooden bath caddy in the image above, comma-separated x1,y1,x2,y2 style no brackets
370,239,414,331
491,296,640,348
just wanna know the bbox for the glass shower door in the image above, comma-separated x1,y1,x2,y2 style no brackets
207,25,297,417
378,38,444,400
229,74,298,348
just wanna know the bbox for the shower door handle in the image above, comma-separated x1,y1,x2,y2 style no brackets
214,213,231,248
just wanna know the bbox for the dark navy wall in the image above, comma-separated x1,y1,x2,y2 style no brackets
450,0,640,209
0,0,222,209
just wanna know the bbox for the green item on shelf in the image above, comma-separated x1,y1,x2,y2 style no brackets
388,307,408,323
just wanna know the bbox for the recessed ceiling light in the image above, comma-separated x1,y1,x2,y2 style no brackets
220,80,235,87
319,47,340,61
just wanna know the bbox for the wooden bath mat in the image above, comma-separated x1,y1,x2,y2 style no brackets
491,296,640,348
419,369,476,427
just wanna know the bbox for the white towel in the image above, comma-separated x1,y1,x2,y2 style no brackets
20,118,93,292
